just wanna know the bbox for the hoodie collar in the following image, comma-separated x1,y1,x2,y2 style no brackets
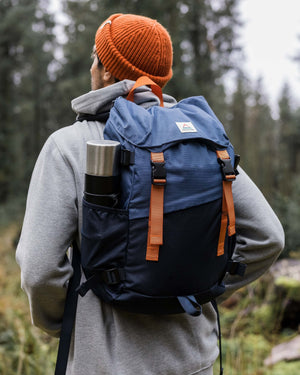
71,79,177,117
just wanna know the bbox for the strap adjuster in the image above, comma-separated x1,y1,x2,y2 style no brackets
102,268,125,285
217,158,236,181
234,154,240,175
151,161,166,185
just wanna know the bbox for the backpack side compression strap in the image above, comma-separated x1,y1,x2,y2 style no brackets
216,150,236,256
146,152,166,261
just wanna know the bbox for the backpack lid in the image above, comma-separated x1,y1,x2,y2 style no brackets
106,95,230,150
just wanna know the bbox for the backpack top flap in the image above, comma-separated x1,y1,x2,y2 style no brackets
104,95,230,150
103,95,235,218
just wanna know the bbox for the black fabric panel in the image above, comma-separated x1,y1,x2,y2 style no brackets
125,199,229,296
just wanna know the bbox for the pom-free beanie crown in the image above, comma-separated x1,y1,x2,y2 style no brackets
95,14,173,87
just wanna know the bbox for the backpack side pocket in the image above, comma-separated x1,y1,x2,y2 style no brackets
80,199,129,301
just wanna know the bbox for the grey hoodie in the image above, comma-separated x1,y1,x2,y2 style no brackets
16,80,284,375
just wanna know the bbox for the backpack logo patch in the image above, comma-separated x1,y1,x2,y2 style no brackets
176,122,197,133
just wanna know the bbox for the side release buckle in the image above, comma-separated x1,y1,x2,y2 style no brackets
151,160,166,186
217,157,236,181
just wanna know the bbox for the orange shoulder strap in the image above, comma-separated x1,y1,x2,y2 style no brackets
216,150,236,256
146,152,166,261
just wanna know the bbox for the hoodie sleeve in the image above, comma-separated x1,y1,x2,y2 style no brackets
218,167,285,303
16,135,78,337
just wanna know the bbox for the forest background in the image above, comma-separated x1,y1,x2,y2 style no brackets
1,0,300,374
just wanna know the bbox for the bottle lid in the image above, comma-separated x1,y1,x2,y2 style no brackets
86,140,121,176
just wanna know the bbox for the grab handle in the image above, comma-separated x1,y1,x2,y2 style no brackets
126,76,164,107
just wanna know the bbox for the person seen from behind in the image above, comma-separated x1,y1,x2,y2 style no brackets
16,13,284,375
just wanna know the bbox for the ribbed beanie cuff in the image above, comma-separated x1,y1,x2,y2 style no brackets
95,14,173,88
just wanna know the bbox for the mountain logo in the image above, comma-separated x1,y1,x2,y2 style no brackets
175,122,197,133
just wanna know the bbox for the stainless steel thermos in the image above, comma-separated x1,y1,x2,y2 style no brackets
84,140,121,207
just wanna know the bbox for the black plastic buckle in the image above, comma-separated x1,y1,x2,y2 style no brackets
234,154,240,175
120,149,135,166
151,161,166,186
217,158,236,181
102,268,124,285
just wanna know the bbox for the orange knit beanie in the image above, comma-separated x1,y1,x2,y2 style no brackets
95,14,173,88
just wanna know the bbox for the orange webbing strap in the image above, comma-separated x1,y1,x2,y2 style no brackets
126,76,164,107
146,152,166,261
216,150,236,256
217,193,228,257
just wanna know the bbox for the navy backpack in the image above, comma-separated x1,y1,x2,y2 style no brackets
55,77,246,375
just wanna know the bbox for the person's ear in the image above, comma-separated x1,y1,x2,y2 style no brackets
103,67,116,86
